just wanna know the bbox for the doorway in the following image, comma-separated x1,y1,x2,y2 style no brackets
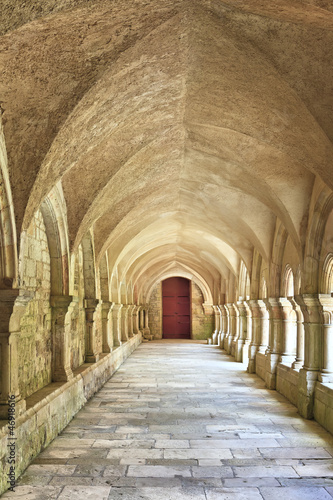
162,277,191,339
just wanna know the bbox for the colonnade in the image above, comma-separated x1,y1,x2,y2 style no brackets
0,294,150,419
210,294,333,419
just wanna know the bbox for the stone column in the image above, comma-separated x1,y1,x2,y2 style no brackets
258,300,270,354
235,301,247,362
279,297,297,366
223,304,230,351
143,307,151,337
0,289,26,419
133,305,141,335
50,295,74,381
226,304,236,354
127,304,135,338
120,304,130,342
247,300,261,373
219,305,227,349
84,298,99,362
101,300,113,353
318,295,333,383
112,303,123,347
296,294,322,419
231,303,240,358
212,305,220,345
265,297,283,389
292,300,305,370
242,301,252,366
216,306,223,347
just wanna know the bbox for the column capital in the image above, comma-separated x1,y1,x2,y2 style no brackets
50,295,73,308
112,303,123,312
202,303,213,314
84,298,99,310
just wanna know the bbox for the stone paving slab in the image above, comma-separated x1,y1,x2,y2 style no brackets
4,341,333,498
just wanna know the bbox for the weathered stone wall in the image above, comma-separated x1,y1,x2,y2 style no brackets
191,282,214,340
148,280,213,339
148,282,162,339
18,210,52,399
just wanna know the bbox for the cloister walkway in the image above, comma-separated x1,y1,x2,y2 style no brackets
4,340,333,500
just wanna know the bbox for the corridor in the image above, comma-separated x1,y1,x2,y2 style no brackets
5,341,333,500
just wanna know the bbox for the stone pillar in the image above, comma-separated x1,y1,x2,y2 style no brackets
139,307,144,331
120,304,130,342
296,294,322,419
50,295,74,381
217,306,223,347
143,307,151,337
0,289,26,419
219,305,227,349
235,301,247,362
133,305,141,335
212,305,220,345
226,304,236,354
127,305,135,338
258,300,270,354
318,295,333,383
112,303,123,347
231,303,239,357
101,300,113,353
242,301,252,366
265,297,283,389
279,297,297,366
223,304,230,351
292,301,305,370
84,298,99,362
247,300,261,373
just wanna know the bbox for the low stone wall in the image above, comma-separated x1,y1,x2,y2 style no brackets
255,352,266,382
0,333,142,495
276,364,299,406
314,383,333,435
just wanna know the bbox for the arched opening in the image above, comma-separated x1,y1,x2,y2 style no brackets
162,277,191,339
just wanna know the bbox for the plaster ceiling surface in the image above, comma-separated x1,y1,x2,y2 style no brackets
0,0,333,295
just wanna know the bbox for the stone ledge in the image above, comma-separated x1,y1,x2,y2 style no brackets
0,332,142,495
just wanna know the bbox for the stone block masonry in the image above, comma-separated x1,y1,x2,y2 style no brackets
0,333,142,495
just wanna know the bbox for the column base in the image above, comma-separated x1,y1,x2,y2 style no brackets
0,397,26,420
85,354,100,363
265,352,280,389
298,368,318,419
247,344,259,373
235,339,245,362
53,366,74,382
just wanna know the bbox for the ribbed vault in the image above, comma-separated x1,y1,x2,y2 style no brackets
1,0,333,301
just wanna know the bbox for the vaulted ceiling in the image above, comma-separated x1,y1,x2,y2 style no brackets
1,0,333,298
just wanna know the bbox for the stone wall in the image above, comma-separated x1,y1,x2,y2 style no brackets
191,282,214,340
148,282,162,339
148,280,214,340
0,333,142,496
18,210,52,399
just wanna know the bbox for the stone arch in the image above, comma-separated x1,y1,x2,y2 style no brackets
81,230,96,299
321,253,333,294
270,220,288,297
40,185,70,296
238,260,250,300
303,186,333,293
145,268,213,306
99,253,109,301
282,265,295,298
0,118,18,288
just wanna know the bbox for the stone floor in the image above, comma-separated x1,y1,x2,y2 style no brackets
3,340,333,499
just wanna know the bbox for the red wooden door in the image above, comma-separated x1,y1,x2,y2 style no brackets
162,277,191,339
